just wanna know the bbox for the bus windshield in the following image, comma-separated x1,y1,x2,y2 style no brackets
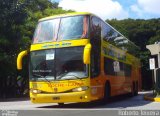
30,47,88,81
33,15,88,43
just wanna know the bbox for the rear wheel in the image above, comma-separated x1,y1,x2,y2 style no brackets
131,82,138,96
130,82,135,97
134,82,138,96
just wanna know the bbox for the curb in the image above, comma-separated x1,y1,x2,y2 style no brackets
0,97,29,102
144,94,160,102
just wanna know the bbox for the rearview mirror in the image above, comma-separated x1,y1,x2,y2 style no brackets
17,50,28,70
83,44,91,64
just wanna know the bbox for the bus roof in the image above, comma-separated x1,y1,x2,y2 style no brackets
39,12,92,22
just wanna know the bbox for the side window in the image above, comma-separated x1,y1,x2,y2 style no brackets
101,21,127,49
104,56,132,77
124,64,132,77
101,21,111,41
90,16,101,77
104,57,115,75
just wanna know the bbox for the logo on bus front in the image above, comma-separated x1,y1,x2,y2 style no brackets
54,88,58,93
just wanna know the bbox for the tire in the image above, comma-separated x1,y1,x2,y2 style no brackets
134,82,138,96
131,82,138,96
101,83,110,104
130,82,135,97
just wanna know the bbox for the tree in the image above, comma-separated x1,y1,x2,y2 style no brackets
0,0,30,98
0,0,72,98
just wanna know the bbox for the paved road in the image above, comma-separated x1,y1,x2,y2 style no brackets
0,91,160,116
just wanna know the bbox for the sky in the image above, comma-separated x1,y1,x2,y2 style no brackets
53,0,160,20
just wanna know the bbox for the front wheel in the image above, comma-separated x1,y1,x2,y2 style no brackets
100,84,110,104
58,103,64,106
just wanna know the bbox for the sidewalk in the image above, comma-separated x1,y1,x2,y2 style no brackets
144,91,160,102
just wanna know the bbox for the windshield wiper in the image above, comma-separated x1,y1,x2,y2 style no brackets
32,74,53,83
57,73,81,80
65,74,81,79
33,74,44,78
32,74,55,91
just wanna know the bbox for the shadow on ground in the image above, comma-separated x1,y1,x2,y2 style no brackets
0,97,29,102
37,93,152,109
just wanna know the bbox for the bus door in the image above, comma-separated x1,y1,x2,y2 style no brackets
90,16,103,99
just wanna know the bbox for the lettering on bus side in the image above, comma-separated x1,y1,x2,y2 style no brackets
62,42,71,46
102,46,126,61
67,82,84,86
48,82,84,87
42,44,55,48
42,42,72,49
48,83,65,87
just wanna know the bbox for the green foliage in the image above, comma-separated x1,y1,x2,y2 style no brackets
107,18,160,90
0,0,72,98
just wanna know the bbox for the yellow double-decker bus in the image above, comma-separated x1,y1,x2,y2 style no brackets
17,12,141,105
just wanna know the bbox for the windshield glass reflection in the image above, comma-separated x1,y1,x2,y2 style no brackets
30,47,88,81
33,15,88,43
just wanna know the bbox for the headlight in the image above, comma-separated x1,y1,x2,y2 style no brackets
31,89,41,94
72,86,89,92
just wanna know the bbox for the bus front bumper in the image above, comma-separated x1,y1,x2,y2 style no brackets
30,91,90,103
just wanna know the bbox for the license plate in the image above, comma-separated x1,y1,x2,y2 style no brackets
53,97,60,100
